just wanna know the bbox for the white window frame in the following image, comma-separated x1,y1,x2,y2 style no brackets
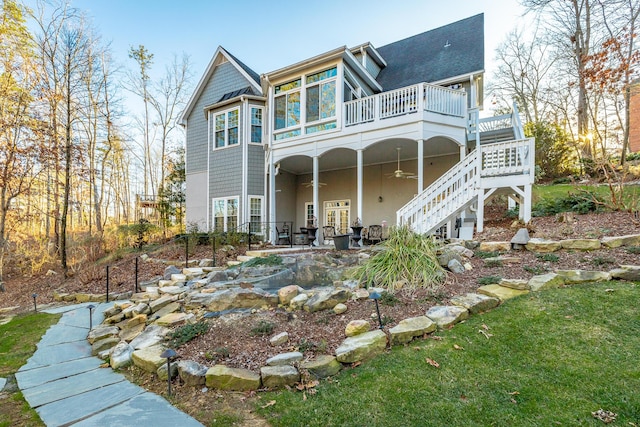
212,107,239,150
212,196,239,232
249,107,263,145
305,202,314,227
323,199,350,234
249,195,264,234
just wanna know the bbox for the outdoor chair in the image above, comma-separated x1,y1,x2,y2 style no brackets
368,224,383,244
276,224,291,245
322,225,336,244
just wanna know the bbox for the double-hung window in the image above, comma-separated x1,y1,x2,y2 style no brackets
213,197,238,232
213,108,239,148
249,196,264,233
250,107,263,144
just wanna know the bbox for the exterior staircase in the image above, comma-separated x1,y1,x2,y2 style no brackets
397,105,535,237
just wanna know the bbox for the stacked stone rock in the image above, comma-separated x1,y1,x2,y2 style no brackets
78,233,640,392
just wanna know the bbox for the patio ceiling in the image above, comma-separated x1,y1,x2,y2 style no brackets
277,136,459,175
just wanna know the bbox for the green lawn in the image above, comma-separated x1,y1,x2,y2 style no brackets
533,183,640,206
0,312,60,427
258,282,640,426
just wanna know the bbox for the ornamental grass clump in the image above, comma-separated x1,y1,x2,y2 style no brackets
351,225,445,293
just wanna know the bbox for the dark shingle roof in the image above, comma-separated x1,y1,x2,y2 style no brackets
217,86,259,103
224,49,261,85
376,14,484,90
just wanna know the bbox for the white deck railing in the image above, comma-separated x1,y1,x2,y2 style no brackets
345,83,467,127
397,138,535,235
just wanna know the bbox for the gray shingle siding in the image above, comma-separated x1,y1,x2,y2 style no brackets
185,62,255,174
210,146,243,197
247,145,265,195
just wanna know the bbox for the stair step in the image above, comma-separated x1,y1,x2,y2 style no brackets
236,255,256,263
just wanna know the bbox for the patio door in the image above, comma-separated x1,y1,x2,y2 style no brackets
324,200,350,234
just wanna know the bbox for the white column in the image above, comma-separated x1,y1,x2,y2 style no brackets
460,144,466,160
523,184,532,223
476,189,484,233
417,139,424,193
357,149,363,246
312,156,319,246
269,159,276,244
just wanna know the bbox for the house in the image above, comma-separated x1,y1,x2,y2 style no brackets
179,14,534,244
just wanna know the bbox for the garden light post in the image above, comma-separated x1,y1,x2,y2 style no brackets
32,293,38,313
135,257,139,293
87,304,95,330
161,348,177,396
369,291,383,329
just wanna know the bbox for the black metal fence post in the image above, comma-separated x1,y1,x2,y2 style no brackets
106,265,110,303
135,257,139,293
184,236,189,268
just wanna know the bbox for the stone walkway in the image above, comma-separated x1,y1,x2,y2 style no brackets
15,303,203,426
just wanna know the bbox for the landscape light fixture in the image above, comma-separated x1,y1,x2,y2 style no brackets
87,304,95,330
369,291,384,329
32,293,38,313
161,348,177,396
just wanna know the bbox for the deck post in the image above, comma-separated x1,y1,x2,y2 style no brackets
357,149,363,246
417,139,424,193
312,156,319,246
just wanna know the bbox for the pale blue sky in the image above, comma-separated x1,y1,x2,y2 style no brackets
69,0,526,85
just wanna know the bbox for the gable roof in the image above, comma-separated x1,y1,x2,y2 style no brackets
179,46,261,124
375,14,484,90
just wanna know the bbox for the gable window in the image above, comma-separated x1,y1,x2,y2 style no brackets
250,107,263,144
213,197,238,232
213,108,239,149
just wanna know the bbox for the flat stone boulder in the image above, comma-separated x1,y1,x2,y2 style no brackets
555,270,611,284
278,285,299,305
304,288,351,313
445,244,475,259
438,250,463,268
525,238,562,253
270,332,289,346
149,294,179,313
119,322,145,342
110,341,134,369
158,286,185,296
87,325,120,344
289,293,308,309
601,234,640,248
266,351,303,366
91,336,120,356
499,278,530,290
425,306,469,328
389,316,436,345
152,302,181,320
335,329,387,363
449,293,500,314
260,365,300,389
206,365,261,391
178,360,208,386
484,256,521,265
205,288,278,312
478,241,511,252
448,259,465,273
300,355,342,378
561,238,601,250
345,320,370,337
130,292,159,303
129,325,169,350
104,312,126,324
610,265,640,281
477,284,529,300
353,289,370,300
132,345,166,373
164,265,181,280
528,273,565,292
156,312,193,327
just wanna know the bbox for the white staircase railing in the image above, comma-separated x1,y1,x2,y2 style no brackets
397,138,535,235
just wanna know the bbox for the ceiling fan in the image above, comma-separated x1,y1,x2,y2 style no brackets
386,147,417,179
301,180,327,188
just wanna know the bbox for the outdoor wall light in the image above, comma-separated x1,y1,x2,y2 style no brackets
161,348,178,396
32,293,38,313
369,291,384,329
87,304,95,330
378,196,383,203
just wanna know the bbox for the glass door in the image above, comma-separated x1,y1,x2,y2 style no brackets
324,200,350,234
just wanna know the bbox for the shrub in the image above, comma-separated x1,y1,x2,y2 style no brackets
240,254,283,268
379,291,400,306
536,253,560,262
485,259,503,268
532,191,604,217
524,265,548,275
478,275,501,285
591,256,615,267
626,246,640,254
251,320,275,336
168,321,210,348
350,226,445,293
